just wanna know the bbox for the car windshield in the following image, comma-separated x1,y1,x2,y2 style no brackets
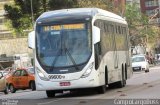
36,21,92,69
132,56,145,62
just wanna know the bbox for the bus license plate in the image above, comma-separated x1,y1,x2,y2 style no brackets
60,82,71,86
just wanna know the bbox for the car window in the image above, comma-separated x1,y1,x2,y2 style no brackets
132,56,145,62
13,70,21,76
21,70,28,76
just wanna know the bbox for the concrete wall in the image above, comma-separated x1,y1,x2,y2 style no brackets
0,38,32,56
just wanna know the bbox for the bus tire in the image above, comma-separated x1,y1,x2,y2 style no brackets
105,66,108,85
116,80,125,88
96,85,106,94
46,90,56,98
125,64,127,80
117,65,126,88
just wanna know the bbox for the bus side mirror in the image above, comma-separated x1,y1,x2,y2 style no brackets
93,26,100,44
28,31,35,49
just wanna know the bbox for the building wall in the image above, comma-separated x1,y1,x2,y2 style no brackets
0,38,32,56
140,0,159,16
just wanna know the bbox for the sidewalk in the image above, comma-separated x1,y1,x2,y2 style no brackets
149,63,160,68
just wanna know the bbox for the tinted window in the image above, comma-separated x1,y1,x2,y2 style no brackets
13,70,21,76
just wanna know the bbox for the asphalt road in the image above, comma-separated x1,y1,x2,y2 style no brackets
1,66,160,105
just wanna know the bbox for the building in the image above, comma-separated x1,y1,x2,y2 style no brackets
140,0,160,25
140,0,159,16
0,0,13,39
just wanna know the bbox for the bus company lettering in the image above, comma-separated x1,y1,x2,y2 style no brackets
48,75,65,79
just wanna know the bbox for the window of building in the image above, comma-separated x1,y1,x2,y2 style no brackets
146,10,156,16
145,0,159,7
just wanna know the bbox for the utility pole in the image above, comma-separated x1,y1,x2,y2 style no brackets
30,0,34,28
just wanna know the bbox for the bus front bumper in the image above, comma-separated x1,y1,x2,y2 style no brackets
36,77,99,91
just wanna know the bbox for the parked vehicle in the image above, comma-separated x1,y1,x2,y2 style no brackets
0,71,9,94
6,68,36,93
132,55,149,72
155,54,160,64
27,67,35,74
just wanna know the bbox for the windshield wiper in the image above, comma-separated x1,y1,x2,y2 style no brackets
65,48,79,71
51,49,61,69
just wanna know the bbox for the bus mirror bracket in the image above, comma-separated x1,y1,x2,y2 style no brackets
28,31,35,49
93,26,100,44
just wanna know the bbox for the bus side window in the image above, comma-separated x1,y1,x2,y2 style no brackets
94,20,103,70
94,42,101,70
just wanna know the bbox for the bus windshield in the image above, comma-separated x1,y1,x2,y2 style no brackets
36,22,92,69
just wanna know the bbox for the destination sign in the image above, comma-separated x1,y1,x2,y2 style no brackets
43,23,84,31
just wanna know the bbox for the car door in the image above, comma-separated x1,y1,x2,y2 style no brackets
12,70,21,88
19,70,28,88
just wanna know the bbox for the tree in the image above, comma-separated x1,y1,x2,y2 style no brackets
4,0,42,35
125,2,160,54
125,3,155,46
4,0,124,36
4,0,79,36
48,0,77,10
76,0,112,11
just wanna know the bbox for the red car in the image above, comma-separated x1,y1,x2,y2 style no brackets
6,68,35,93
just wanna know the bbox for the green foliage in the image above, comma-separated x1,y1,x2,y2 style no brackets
4,0,79,35
48,0,77,10
76,0,111,10
125,3,142,28
125,3,157,46
4,0,46,35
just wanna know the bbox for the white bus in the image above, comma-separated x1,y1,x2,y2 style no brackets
28,8,132,97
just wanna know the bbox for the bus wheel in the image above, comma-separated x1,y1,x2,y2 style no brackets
117,79,126,88
46,90,56,98
96,85,106,94
117,65,126,88
117,73,126,88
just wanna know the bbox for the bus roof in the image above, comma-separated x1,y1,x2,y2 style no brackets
37,8,126,23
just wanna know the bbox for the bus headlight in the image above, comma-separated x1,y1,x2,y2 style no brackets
81,62,94,78
36,67,49,81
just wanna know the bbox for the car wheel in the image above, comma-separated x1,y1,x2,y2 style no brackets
9,84,16,93
4,86,9,94
145,69,149,73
